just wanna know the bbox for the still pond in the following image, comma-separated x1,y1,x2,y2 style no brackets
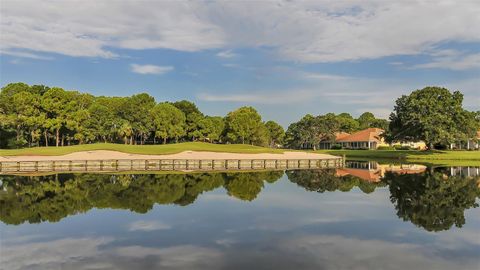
1,161,479,270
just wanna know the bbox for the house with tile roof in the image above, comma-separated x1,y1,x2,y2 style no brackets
319,128,387,149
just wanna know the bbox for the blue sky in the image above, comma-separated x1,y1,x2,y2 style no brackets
1,1,479,126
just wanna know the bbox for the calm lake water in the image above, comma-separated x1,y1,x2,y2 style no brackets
1,161,479,270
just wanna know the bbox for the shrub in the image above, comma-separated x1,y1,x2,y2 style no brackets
330,144,342,150
393,145,412,150
377,146,395,150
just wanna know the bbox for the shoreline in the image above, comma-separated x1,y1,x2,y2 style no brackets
0,150,339,162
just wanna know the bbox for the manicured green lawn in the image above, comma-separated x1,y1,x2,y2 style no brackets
0,142,285,156
316,149,480,166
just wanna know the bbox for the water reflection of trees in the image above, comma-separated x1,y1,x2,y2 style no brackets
0,171,283,225
383,169,480,232
286,169,386,194
286,167,480,232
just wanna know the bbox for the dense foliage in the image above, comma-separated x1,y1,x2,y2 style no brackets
285,112,388,149
386,87,479,148
1,83,477,150
0,171,283,225
286,169,386,193
383,169,480,232
0,83,283,148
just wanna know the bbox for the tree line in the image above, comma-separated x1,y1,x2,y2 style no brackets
285,86,479,150
0,82,285,148
1,83,478,149
285,112,388,150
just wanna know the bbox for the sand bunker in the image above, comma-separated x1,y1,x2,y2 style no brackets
0,150,339,162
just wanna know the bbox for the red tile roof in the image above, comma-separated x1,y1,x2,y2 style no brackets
336,128,384,143
335,132,351,140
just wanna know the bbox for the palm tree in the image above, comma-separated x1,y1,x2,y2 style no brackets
118,122,133,145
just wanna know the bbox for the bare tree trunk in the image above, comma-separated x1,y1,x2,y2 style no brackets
163,137,167,144
44,130,49,147
130,136,133,145
56,128,60,147
153,137,156,144
61,135,65,146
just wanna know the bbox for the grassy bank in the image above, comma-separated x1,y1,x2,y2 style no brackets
317,149,480,166
0,142,285,156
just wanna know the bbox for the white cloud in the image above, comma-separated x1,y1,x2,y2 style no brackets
1,237,113,270
128,220,171,231
197,89,320,104
1,1,479,63
412,52,480,70
0,49,53,60
216,50,237,58
130,64,174,75
198,75,412,108
302,72,351,81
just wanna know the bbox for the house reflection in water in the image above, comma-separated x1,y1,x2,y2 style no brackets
450,166,480,178
336,161,427,182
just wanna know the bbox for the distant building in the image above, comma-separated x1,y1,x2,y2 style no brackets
450,131,480,150
319,128,387,149
392,140,427,150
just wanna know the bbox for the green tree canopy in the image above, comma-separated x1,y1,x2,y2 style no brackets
173,100,204,141
336,113,360,133
121,93,155,144
0,171,283,224
150,103,186,144
386,87,479,148
224,106,264,144
265,120,285,147
383,170,480,232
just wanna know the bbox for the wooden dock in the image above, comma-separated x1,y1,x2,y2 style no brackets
0,157,344,174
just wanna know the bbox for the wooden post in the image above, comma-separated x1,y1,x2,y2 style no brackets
251,160,254,169
225,160,228,169
116,160,119,170
212,159,215,170
264,159,267,169
238,160,241,169
275,160,278,169
145,160,148,170
69,160,72,171
298,159,301,169
35,161,39,171
186,160,189,170
17,162,21,172
100,160,104,171
172,159,175,170
130,160,133,170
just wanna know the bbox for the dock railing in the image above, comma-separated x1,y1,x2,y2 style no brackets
0,157,344,174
